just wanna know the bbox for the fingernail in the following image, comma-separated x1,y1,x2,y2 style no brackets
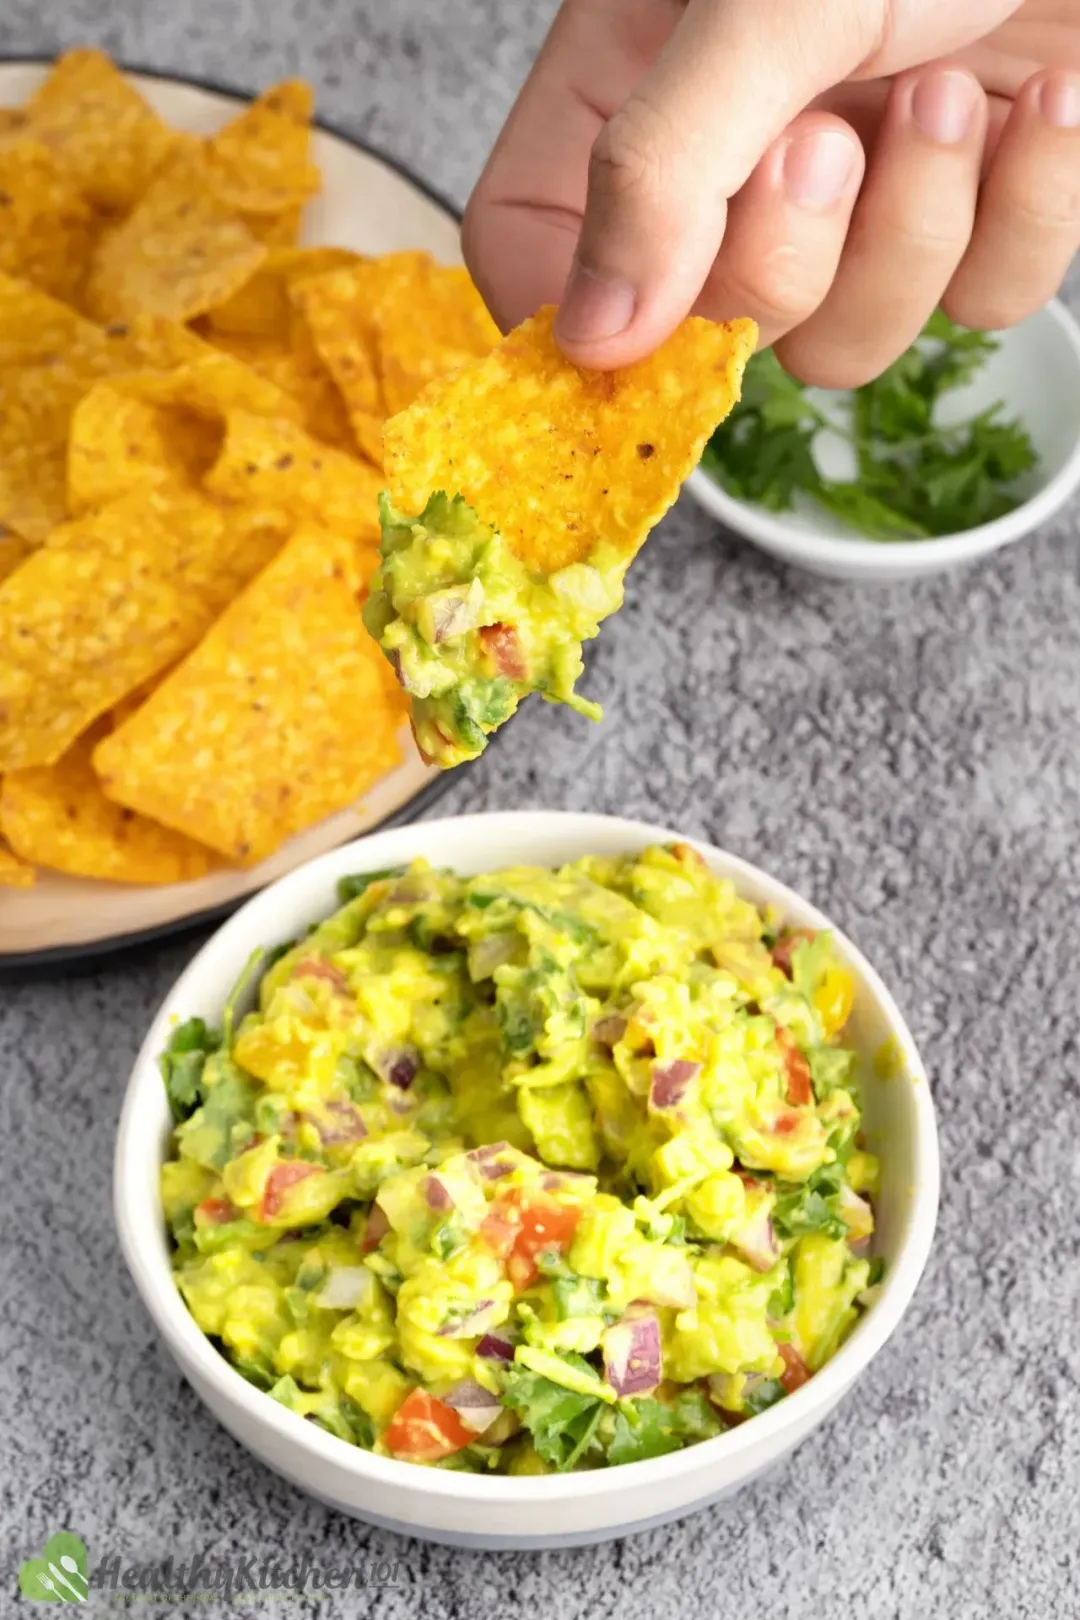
910,69,979,145
556,261,636,345
783,130,859,209
1039,73,1080,129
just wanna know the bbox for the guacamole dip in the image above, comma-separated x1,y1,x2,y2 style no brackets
161,844,880,1473
363,493,625,768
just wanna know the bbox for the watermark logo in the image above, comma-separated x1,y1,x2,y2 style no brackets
18,1533,89,1605
17,1531,405,1604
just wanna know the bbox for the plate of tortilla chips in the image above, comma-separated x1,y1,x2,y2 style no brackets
0,51,495,962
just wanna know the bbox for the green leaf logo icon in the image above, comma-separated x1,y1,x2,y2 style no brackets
18,1533,89,1604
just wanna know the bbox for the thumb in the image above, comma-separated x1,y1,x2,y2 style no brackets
555,0,885,366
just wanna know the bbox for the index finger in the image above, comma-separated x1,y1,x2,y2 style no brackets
462,0,683,332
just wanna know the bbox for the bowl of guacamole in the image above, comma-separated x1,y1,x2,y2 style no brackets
116,812,938,1548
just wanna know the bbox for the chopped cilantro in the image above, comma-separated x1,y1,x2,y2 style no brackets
701,312,1037,541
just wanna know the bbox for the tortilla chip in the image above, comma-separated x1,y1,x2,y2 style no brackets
0,722,216,884
0,275,127,540
200,505,294,613
0,136,99,305
204,325,354,449
115,314,303,426
242,203,305,248
22,47,177,213
203,247,360,338
0,488,234,770
206,80,320,215
290,259,396,458
85,144,266,323
0,830,35,887
94,526,403,862
0,531,33,584
385,305,757,574
376,262,500,416
204,410,384,540
67,384,221,514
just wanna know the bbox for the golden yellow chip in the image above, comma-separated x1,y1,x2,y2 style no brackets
94,526,403,863
0,829,35,887
290,258,400,456
0,531,33,584
67,384,222,514
0,109,27,135
206,80,320,215
112,315,304,424
85,144,266,323
0,722,216,884
205,409,384,540
22,47,177,213
376,262,500,416
241,203,305,248
199,505,294,613
0,488,233,770
204,247,360,338
204,324,354,449
386,305,757,573
0,136,99,305
0,275,127,541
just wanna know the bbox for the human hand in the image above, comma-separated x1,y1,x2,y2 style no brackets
463,0,1080,385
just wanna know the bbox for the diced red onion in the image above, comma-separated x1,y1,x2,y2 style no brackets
317,1100,367,1144
428,585,484,645
292,956,350,994
467,934,516,979
443,1379,503,1434
602,1311,662,1397
377,1047,419,1089
732,1205,780,1272
540,1171,593,1192
649,1058,701,1110
436,1299,500,1339
467,1143,517,1181
314,1266,373,1310
362,1203,390,1252
591,1014,627,1047
424,1175,454,1212
475,1333,515,1362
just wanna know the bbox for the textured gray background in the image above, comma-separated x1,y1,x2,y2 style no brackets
2,2,1079,1616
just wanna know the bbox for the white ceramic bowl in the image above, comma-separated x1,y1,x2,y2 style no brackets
115,811,939,1549
687,299,1080,582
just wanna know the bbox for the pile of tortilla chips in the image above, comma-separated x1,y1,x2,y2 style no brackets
0,50,499,888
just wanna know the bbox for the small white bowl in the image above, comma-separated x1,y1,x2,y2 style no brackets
687,299,1080,582
115,811,939,1549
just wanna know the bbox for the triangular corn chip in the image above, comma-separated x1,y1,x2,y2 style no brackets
367,306,756,765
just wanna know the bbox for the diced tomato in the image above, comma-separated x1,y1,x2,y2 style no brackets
195,1197,238,1226
292,956,350,994
478,623,526,681
670,841,706,869
477,1204,518,1259
384,1389,474,1462
259,1160,321,1221
773,1112,802,1136
771,928,816,979
479,1189,581,1290
778,1342,812,1394
774,1023,813,1107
